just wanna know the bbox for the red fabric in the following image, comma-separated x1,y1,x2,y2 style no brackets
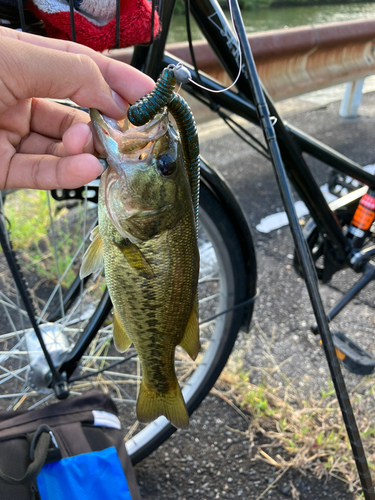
27,0,160,52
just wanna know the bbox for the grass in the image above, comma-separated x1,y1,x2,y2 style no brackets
6,190,50,249
218,322,375,498
3,189,94,287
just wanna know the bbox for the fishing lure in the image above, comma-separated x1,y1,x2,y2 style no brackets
127,65,200,230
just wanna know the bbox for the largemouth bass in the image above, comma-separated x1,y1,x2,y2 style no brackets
80,109,200,428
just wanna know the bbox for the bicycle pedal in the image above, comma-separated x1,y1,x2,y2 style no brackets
319,331,375,375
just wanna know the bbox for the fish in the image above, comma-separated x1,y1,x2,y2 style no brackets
80,109,200,428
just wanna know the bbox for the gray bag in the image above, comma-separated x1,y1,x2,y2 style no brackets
0,390,142,500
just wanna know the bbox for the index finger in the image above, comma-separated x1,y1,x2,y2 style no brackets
0,27,155,105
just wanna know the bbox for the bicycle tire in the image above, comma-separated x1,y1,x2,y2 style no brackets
0,163,255,463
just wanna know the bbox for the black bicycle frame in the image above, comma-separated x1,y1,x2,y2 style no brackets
12,0,372,382
129,0,375,496
132,0,375,269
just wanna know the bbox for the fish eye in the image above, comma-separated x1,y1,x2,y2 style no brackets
156,154,176,177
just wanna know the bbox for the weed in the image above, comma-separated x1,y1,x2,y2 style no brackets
219,323,375,497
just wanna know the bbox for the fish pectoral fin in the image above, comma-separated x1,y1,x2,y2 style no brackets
79,232,103,279
112,310,132,352
136,379,189,429
179,298,200,361
90,225,100,241
115,240,154,279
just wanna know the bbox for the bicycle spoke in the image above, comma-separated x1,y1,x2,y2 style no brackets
28,393,54,410
46,191,65,320
37,220,98,323
199,292,220,304
0,192,27,334
78,186,89,329
0,365,27,384
0,292,28,319
0,301,20,335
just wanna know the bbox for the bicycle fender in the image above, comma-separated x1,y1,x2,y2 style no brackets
200,156,257,332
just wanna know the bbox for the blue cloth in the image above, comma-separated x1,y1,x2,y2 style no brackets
37,447,132,500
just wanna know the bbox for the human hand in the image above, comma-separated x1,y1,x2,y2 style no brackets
0,28,155,190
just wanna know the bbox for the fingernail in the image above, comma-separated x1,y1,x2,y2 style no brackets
93,157,106,177
84,130,93,150
99,158,108,174
111,90,129,112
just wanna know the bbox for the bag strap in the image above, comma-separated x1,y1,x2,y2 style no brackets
0,425,52,486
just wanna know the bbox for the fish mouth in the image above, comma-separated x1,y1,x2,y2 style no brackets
90,109,168,155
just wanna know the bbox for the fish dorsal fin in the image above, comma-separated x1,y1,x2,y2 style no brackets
179,296,200,361
80,230,103,279
115,240,154,279
113,310,132,353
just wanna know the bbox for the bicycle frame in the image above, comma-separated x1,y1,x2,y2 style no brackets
3,0,371,382
129,0,375,496
132,0,375,269
1,0,374,494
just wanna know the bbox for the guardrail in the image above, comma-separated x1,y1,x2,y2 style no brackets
109,18,375,116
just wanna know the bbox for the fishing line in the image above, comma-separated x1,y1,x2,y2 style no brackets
68,352,138,382
184,0,219,115
185,0,204,90
217,109,270,160
156,0,164,24
185,0,243,95
68,0,76,42
150,0,155,45
16,0,26,31
183,1,271,160
199,290,259,326
69,291,259,383
115,0,120,49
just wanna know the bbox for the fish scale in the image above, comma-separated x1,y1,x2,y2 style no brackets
99,204,198,394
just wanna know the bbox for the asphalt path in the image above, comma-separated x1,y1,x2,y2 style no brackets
136,91,375,499
197,90,375,395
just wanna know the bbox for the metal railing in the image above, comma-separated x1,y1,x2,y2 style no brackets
109,18,375,115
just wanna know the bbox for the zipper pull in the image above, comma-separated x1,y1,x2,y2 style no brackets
30,481,41,500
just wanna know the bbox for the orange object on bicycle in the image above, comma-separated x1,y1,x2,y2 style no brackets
348,190,375,248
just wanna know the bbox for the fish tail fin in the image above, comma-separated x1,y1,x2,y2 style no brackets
136,379,189,429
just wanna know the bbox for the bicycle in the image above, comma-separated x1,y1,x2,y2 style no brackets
0,0,256,466
1,0,375,497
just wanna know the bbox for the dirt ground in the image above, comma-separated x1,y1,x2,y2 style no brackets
134,92,375,499
135,394,352,499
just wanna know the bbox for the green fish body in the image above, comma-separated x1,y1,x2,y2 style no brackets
80,110,200,428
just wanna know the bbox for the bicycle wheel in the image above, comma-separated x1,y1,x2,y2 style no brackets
0,185,104,409
0,177,255,462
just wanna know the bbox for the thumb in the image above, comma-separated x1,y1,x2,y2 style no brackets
0,36,128,118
